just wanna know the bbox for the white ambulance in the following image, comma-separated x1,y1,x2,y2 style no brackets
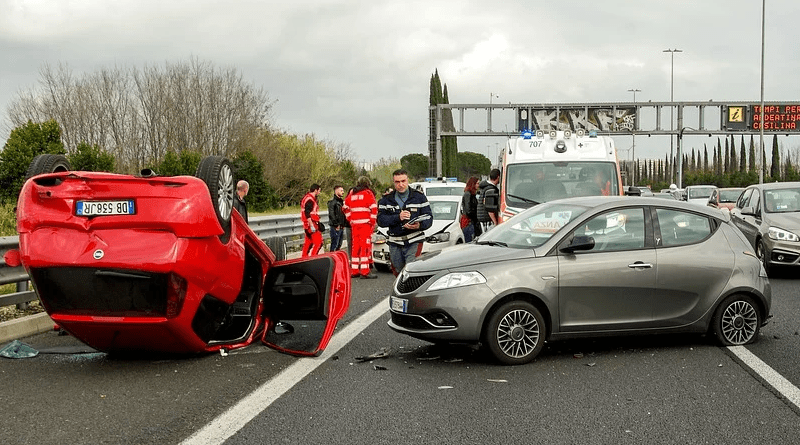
499,129,623,222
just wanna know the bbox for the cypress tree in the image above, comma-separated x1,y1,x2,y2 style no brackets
770,135,780,180
739,136,747,172
429,70,458,178
442,84,457,177
749,135,756,173
729,136,738,173
724,138,730,174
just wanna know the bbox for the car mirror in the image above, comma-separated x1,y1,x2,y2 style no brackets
560,235,595,253
741,206,756,216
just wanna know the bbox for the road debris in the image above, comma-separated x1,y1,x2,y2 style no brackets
0,340,39,358
355,347,391,362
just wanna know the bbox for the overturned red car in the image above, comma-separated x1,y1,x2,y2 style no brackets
7,154,351,356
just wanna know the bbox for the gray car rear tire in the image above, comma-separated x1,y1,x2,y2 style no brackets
712,294,761,346
484,301,545,365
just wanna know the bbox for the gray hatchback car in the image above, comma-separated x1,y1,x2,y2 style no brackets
730,182,800,276
388,196,771,365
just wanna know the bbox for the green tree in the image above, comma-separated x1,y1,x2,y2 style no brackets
69,141,116,172
724,138,730,173
401,153,429,180
770,135,781,180
429,70,458,178
233,150,278,212
0,119,66,203
748,135,756,173
155,150,203,176
739,136,747,172
457,151,490,179
785,151,799,181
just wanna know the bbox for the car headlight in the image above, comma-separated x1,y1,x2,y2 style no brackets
427,232,450,243
427,271,486,290
767,227,799,242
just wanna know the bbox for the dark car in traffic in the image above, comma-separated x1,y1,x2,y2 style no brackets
388,196,771,365
730,182,800,276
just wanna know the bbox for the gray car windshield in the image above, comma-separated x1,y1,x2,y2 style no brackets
764,188,800,213
477,203,589,248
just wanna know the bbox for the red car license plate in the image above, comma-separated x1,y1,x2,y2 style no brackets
76,200,135,216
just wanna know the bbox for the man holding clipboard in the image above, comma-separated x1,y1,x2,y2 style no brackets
377,169,433,275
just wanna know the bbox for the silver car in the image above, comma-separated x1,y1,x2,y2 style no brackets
730,182,800,276
388,196,771,365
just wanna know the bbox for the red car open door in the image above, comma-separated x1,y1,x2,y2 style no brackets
261,250,351,356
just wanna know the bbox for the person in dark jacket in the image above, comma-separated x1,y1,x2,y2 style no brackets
234,180,249,223
461,176,481,242
377,169,433,275
327,185,346,251
477,169,501,230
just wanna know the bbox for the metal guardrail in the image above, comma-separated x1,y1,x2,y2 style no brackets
0,212,330,310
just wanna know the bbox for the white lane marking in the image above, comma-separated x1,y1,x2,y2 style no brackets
728,345,800,410
181,298,389,445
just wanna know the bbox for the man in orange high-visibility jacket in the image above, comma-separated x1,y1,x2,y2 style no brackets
343,176,378,279
300,184,323,257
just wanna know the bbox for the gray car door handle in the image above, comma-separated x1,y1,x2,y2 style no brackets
628,262,653,269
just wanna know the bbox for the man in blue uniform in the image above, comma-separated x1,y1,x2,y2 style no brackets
377,169,433,275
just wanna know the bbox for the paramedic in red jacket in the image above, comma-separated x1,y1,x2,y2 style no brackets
343,176,378,279
300,183,323,257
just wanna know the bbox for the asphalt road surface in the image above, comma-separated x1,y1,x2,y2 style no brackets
2,270,800,445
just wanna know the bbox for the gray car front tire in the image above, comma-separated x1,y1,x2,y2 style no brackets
484,301,545,365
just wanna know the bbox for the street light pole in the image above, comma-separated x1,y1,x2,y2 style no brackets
663,48,682,184
489,92,498,104
627,88,641,184
758,0,765,184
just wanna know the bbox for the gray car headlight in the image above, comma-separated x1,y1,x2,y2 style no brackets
768,227,799,242
427,271,486,290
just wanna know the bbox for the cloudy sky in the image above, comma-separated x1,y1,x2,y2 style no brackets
2,0,799,165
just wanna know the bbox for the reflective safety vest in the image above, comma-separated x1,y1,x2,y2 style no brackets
300,192,320,230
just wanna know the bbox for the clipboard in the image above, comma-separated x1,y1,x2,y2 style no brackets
405,214,431,225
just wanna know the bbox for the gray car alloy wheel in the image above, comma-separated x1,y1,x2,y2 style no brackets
713,294,760,346
485,301,545,365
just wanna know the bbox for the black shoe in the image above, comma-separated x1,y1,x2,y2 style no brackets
361,273,378,279
274,321,294,334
